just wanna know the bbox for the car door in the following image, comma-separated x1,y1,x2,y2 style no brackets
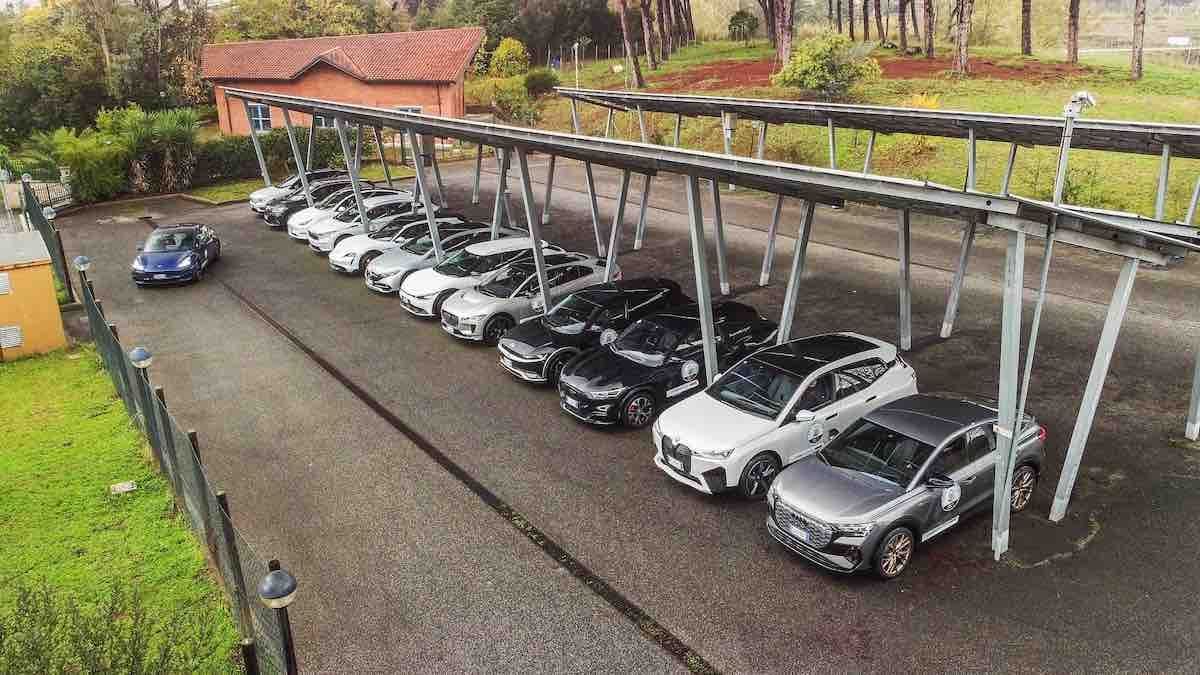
820,366,877,441
958,424,996,513
192,229,211,267
775,373,836,464
664,328,705,399
919,436,978,540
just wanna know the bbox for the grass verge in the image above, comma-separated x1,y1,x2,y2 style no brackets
0,347,238,671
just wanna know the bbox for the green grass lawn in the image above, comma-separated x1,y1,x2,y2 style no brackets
0,347,238,671
535,39,1200,222
187,162,416,203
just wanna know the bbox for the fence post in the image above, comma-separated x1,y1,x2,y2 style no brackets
133,368,163,467
107,323,136,417
241,639,261,675
52,229,75,302
155,386,182,513
216,491,254,635
188,429,214,549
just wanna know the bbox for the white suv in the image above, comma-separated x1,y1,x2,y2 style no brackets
287,187,402,241
398,237,565,319
307,194,424,254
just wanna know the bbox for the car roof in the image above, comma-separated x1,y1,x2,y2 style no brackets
865,394,996,447
648,301,761,332
362,193,411,207
153,224,201,234
508,253,595,273
462,236,559,255
571,277,681,300
752,333,889,378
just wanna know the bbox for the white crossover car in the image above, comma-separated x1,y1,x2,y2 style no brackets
398,237,565,319
287,186,402,241
653,332,918,498
329,215,471,274
249,169,344,212
364,225,512,293
441,253,615,344
307,194,424,254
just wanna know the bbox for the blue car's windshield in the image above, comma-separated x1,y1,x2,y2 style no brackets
144,231,194,252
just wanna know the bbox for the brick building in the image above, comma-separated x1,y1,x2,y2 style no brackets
201,28,484,136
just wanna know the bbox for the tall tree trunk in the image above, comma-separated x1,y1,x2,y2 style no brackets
1020,0,1032,55
828,0,834,27
757,0,778,45
898,0,909,51
848,0,856,40
617,0,647,86
953,0,973,73
639,0,659,69
874,0,885,44
1066,0,1080,62
1131,0,1146,79
923,0,934,57
862,0,870,40
836,0,843,33
680,0,696,42
657,0,672,60
910,0,921,41
670,0,687,47
777,0,796,63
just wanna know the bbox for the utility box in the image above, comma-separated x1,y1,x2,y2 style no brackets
0,231,67,361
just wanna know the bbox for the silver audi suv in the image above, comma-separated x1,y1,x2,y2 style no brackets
766,393,1045,579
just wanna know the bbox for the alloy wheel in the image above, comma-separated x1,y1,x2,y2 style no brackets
880,530,913,578
744,457,777,497
485,316,514,344
625,394,655,427
1010,466,1036,512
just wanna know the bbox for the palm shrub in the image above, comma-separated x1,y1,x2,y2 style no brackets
152,108,200,192
771,33,881,101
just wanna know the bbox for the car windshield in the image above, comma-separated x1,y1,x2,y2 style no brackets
611,319,681,368
709,357,803,420
543,293,604,334
144,231,194,252
369,221,414,240
319,189,352,207
479,266,534,298
435,248,519,277
820,420,935,487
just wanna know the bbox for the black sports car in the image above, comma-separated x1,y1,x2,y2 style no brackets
263,177,359,227
557,301,779,428
497,278,688,385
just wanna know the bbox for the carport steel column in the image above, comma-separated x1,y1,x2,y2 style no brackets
281,110,313,207
491,148,512,238
1050,258,1139,522
777,200,816,344
710,180,731,295
992,229,1026,559
407,129,446,263
570,99,606,257
684,174,719,386
604,170,633,282
372,127,394,188
541,155,556,225
242,99,271,187
897,209,912,352
759,195,785,287
333,118,369,232
515,147,552,314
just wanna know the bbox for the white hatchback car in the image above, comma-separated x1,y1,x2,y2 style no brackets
653,333,918,498
328,215,471,274
398,237,564,319
440,253,615,344
365,225,514,293
307,194,424,254
249,169,344,212
287,187,402,241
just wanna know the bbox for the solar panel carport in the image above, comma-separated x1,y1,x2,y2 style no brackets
224,86,1198,561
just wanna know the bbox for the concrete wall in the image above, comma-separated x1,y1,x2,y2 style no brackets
0,261,67,360
212,62,466,135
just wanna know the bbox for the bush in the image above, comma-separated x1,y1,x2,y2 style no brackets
192,128,346,187
728,10,759,41
53,130,129,203
523,68,560,97
490,38,531,78
771,33,882,100
493,78,538,124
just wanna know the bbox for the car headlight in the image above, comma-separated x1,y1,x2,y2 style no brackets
131,258,146,271
689,446,735,460
836,522,876,538
339,251,357,261
588,387,625,400
177,255,194,268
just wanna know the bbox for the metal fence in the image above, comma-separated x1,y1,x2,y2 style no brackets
21,179,75,303
76,259,287,674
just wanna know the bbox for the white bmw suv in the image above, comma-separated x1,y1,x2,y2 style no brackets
398,237,564,319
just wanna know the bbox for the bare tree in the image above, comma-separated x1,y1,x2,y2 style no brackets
1132,0,1146,79
639,0,659,69
617,0,647,87
848,0,856,40
756,0,778,45
861,0,869,40
828,0,834,27
898,0,909,51
777,0,797,63
923,0,934,58
657,0,672,60
953,0,974,73
1066,0,1080,63
874,0,885,43
837,0,843,33
1021,0,1032,55
680,0,696,42
910,0,921,42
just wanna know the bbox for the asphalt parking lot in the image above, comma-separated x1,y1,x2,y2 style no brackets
61,158,1200,673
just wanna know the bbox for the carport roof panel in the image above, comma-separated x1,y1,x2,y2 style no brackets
222,88,1199,256
555,87,1200,159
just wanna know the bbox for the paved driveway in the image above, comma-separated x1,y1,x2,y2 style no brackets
59,159,1200,673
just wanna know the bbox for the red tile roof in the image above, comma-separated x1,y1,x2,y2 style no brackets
201,28,484,83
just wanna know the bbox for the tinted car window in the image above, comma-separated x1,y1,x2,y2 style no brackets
710,357,804,419
822,420,936,486
929,437,970,476
795,375,833,411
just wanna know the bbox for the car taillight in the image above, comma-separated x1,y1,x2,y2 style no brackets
1038,427,1047,443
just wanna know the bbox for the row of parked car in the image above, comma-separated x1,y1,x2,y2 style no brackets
246,170,1048,580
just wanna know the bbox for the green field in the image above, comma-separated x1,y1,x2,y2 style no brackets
0,348,238,671
532,40,1200,221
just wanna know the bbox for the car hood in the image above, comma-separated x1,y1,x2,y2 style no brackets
136,250,193,271
368,248,426,275
307,218,354,237
289,206,329,227
331,233,391,258
500,320,562,355
250,186,288,202
657,392,777,454
773,457,904,522
442,288,512,316
560,347,656,393
401,268,481,296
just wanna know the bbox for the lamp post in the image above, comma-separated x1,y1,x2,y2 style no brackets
73,255,92,285
258,564,299,675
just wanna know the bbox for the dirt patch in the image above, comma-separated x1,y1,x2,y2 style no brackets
647,55,1092,92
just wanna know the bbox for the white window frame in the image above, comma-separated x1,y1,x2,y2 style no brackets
247,103,272,133
314,115,336,129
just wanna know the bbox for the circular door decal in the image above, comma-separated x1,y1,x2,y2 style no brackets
941,483,962,511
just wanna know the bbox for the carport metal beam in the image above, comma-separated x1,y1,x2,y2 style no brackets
281,110,313,207
372,127,394,188
992,229,1026,558
776,200,815,343
407,130,445,263
491,148,511,238
515,147,552,313
684,175,719,385
242,100,271,187
604,170,632,281
333,117,369,231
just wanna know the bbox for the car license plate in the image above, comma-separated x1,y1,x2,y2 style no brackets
154,274,168,279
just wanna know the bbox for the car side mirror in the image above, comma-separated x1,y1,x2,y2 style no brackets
925,473,956,489
136,245,143,252
794,410,815,423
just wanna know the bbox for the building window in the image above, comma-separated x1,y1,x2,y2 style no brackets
314,116,336,129
247,103,272,133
